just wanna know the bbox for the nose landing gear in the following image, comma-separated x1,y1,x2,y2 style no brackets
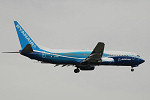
131,65,138,72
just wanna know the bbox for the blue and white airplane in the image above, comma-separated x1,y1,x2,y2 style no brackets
3,21,145,73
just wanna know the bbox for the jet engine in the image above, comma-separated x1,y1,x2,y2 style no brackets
76,65,95,70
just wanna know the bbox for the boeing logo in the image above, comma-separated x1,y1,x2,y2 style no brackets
16,24,36,48
120,58,131,61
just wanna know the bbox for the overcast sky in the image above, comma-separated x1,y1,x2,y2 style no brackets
0,0,150,100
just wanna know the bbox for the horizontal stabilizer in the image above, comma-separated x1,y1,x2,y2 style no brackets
22,44,33,53
2,51,20,53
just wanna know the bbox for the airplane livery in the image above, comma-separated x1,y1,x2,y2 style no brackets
3,21,145,73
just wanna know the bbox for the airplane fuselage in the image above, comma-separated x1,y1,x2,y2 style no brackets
20,49,144,67
4,21,144,73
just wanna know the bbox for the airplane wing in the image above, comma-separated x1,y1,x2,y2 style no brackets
81,42,105,64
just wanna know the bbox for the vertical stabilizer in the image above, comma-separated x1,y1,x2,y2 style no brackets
14,21,40,50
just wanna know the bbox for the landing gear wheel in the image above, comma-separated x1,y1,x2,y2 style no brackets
131,68,134,72
74,68,80,73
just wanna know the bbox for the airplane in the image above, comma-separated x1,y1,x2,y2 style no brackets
3,21,145,73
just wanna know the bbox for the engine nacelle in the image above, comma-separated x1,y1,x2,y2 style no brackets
76,65,95,70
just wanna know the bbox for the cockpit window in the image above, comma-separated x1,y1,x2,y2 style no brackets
137,55,140,57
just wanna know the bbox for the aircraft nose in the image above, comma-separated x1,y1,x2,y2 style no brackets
139,58,145,64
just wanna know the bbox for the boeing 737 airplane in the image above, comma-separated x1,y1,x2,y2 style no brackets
3,21,145,73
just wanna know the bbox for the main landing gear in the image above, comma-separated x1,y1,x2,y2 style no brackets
74,68,80,73
131,68,134,72
131,67,134,72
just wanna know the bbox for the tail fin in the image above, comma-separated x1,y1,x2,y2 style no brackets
14,21,40,50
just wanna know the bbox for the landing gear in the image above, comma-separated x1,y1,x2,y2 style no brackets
131,67,134,72
131,65,138,72
74,68,80,73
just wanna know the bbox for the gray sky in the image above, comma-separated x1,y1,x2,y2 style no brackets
0,0,150,100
